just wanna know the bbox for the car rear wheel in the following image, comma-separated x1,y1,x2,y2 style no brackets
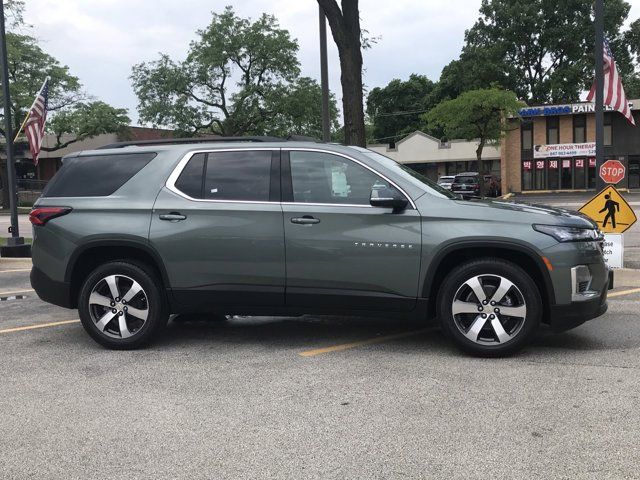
78,261,168,349
437,258,542,357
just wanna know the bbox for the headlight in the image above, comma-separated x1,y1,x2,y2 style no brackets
533,224,600,242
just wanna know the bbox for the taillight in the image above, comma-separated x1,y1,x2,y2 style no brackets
29,207,72,226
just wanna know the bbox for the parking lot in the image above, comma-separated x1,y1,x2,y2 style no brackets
1,258,640,479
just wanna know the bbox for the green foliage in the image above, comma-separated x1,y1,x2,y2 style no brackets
366,74,436,142
2,33,82,130
444,0,634,104
46,102,130,150
425,88,523,150
131,6,337,137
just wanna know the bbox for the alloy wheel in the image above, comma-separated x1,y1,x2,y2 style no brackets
451,274,527,345
88,274,149,339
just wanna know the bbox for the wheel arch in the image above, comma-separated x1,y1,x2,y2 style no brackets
423,240,555,324
66,238,170,309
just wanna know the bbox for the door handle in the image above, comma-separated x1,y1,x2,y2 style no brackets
291,215,320,225
159,212,187,222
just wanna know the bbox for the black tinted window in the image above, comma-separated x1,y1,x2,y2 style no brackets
43,153,156,197
455,176,477,185
204,151,271,201
290,151,401,205
174,153,206,198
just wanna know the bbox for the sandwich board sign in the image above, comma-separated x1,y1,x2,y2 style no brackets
578,185,637,234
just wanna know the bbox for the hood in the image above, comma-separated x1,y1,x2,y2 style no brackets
451,198,597,229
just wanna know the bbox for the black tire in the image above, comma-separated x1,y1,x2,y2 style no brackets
78,260,169,349
437,258,542,357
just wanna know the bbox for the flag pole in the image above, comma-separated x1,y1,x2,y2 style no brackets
0,0,28,256
594,0,605,192
13,76,49,143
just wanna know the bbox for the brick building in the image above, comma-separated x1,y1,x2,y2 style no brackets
501,100,640,193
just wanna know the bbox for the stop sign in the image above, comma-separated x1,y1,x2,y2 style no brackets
599,159,626,184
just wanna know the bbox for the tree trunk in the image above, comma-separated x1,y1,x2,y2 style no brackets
317,0,366,147
476,140,486,198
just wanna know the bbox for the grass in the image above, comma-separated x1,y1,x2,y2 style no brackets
0,237,32,247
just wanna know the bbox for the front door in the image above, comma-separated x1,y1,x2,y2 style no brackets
150,149,285,308
629,156,640,190
281,149,422,311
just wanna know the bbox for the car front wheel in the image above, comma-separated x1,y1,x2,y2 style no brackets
78,261,168,349
437,258,542,357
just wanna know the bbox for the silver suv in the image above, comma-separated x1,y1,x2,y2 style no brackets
29,138,611,355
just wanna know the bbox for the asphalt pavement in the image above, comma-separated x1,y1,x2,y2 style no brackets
1,260,640,479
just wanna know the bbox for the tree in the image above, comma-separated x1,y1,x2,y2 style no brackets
446,0,633,104
366,74,436,143
317,0,366,146
425,88,523,196
0,4,129,207
131,6,307,137
261,77,339,138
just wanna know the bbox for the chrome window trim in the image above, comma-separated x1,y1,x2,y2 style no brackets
284,147,417,209
165,146,416,209
165,148,280,204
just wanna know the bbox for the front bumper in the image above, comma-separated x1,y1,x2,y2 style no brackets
548,270,611,332
30,266,74,309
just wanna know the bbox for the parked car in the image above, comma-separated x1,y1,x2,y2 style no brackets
437,175,456,190
30,138,611,356
451,172,501,198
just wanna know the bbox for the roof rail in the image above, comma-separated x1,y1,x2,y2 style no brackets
98,135,322,150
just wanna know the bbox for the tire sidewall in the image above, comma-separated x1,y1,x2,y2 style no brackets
438,259,542,356
78,261,167,349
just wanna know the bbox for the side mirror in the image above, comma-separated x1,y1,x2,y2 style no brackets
370,187,409,212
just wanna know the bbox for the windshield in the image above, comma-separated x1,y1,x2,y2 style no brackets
455,176,478,185
350,147,457,199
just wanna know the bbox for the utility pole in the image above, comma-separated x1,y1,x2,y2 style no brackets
0,0,28,257
319,5,331,143
594,0,605,191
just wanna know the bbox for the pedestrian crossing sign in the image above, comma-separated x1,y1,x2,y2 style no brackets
579,185,637,234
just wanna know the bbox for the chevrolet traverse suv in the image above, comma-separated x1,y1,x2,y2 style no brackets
30,138,610,356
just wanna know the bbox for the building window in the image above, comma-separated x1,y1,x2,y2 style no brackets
546,116,559,144
521,120,533,150
604,113,612,146
573,115,586,143
547,159,559,190
574,158,586,189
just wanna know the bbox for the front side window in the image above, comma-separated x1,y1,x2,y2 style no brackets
521,121,533,150
573,115,586,143
289,151,402,205
174,150,272,201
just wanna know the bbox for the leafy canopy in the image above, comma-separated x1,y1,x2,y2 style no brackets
442,0,634,104
366,74,436,143
131,6,337,137
424,88,523,150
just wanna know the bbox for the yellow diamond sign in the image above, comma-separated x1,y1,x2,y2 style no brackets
579,186,637,234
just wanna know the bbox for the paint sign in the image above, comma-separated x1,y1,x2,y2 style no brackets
602,233,623,269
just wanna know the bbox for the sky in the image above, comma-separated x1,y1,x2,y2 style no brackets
21,0,640,125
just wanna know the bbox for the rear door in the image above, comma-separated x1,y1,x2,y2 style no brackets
149,148,285,308
281,149,422,311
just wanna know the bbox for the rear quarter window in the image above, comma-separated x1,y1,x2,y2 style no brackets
42,152,157,197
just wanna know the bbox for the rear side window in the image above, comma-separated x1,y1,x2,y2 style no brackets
173,151,272,202
455,176,477,185
42,153,156,197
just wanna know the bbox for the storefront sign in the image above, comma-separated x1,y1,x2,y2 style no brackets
589,158,596,167
562,159,571,168
519,102,634,117
576,159,585,168
535,160,545,170
548,160,558,169
602,234,623,269
523,161,532,170
533,143,595,159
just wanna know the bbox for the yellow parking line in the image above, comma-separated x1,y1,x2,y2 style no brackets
0,268,31,274
0,288,35,296
0,319,79,334
609,288,640,298
299,328,432,357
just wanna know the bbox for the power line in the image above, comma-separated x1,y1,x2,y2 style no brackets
371,108,431,118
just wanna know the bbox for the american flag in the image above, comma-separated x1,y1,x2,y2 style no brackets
25,79,50,166
587,38,636,126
